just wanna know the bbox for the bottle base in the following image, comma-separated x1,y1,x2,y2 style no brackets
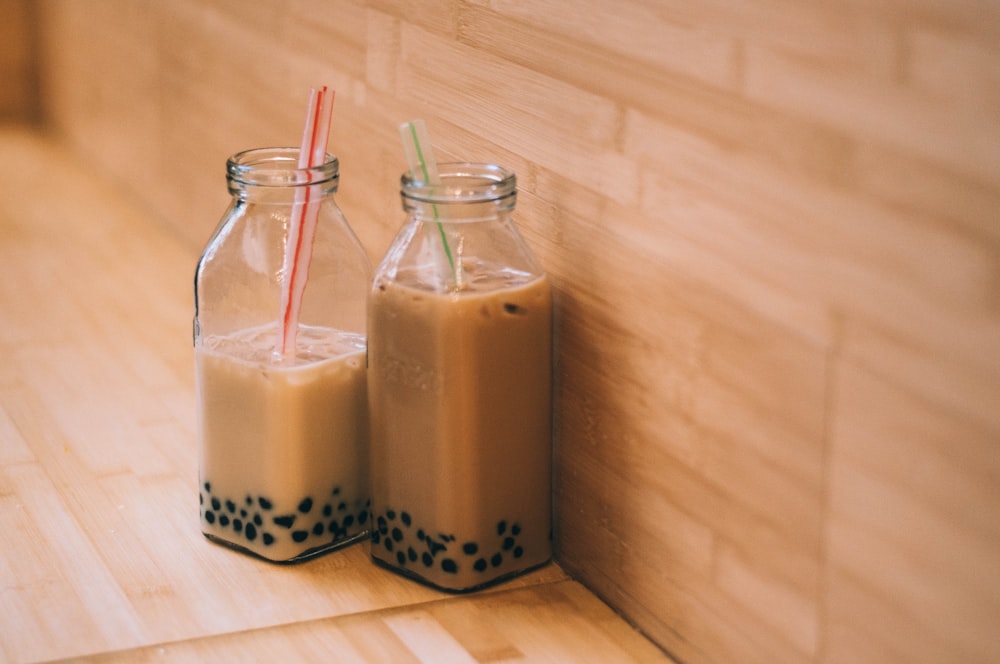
370,553,553,594
203,529,368,564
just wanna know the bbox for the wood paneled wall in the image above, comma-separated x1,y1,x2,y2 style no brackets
31,1,1000,661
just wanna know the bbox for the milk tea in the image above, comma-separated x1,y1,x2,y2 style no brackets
196,323,369,562
368,267,552,591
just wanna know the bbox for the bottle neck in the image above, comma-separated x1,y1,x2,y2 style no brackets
401,162,516,222
226,147,339,201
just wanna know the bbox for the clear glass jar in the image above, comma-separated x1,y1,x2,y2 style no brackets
368,162,553,591
194,147,371,563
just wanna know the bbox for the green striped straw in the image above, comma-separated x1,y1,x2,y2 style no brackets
399,120,456,282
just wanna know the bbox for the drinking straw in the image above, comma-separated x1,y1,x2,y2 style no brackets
399,120,456,282
277,85,335,357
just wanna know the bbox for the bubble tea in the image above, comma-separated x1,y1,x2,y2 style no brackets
368,158,553,591
194,145,372,563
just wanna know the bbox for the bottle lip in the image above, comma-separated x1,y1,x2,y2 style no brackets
401,162,516,204
227,147,339,187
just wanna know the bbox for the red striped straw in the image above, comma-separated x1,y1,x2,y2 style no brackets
277,85,335,356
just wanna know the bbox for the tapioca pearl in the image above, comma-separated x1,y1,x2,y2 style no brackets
262,533,275,545
491,553,503,567
386,509,396,520
421,552,433,567
401,512,411,527
259,497,273,510
343,515,355,528
513,546,524,558
274,515,296,529
441,559,458,574
204,482,212,492
219,515,230,527
233,519,243,534
245,523,258,541
377,515,387,532
312,522,325,536
205,511,216,524
323,504,333,517
332,487,341,496
298,497,313,514
512,523,522,536
225,500,236,514
473,558,488,572
328,520,340,534
211,497,221,511
371,531,381,544
502,537,515,551
245,495,253,506
462,542,478,555
384,538,394,552
358,510,368,525
497,520,507,536
416,529,425,541
407,547,418,562
199,493,204,505
338,501,347,512
292,530,308,543
391,527,403,542
239,509,247,518
253,513,263,526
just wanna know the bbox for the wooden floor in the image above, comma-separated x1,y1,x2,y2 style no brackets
0,127,671,663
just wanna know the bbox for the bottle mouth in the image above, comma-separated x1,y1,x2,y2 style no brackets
401,162,516,205
227,147,339,187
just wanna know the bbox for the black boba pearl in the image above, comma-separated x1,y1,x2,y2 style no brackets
474,558,488,572
391,527,403,542
386,509,396,520
262,533,274,545
502,537,515,551
292,530,308,543
344,515,355,528
401,512,411,526
298,497,313,513
462,542,478,555
253,514,263,526
245,495,253,505
514,546,524,558
205,511,215,524
312,522,324,536
233,519,243,533
377,515,387,531
240,509,247,518
396,551,406,566
259,497,273,510
497,520,507,535
245,523,257,541
422,552,433,567
225,500,236,513
491,553,503,567
372,531,381,544
384,538,394,552
199,493,204,505
512,523,522,535
332,486,341,495
204,482,211,492
323,504,333,517
328,520,340,534
211,497,221,511
358,510,368,525
274,515,296,529
416,529,425,541
407,547,418,562
337,501,347,512
441,559,458,574
219,515,230,527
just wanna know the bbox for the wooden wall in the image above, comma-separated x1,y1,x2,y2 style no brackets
31,1,1000,661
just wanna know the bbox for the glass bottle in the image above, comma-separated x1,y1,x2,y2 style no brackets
194,147,371,563
368,162,553,591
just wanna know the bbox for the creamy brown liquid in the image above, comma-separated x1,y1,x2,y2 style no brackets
368,268,552,590
196,324,369,562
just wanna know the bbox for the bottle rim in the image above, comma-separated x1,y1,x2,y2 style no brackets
401,162,516,204
227,147,339,187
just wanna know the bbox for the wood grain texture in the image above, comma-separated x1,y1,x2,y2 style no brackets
0,128,669,663
24,0,1000,661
